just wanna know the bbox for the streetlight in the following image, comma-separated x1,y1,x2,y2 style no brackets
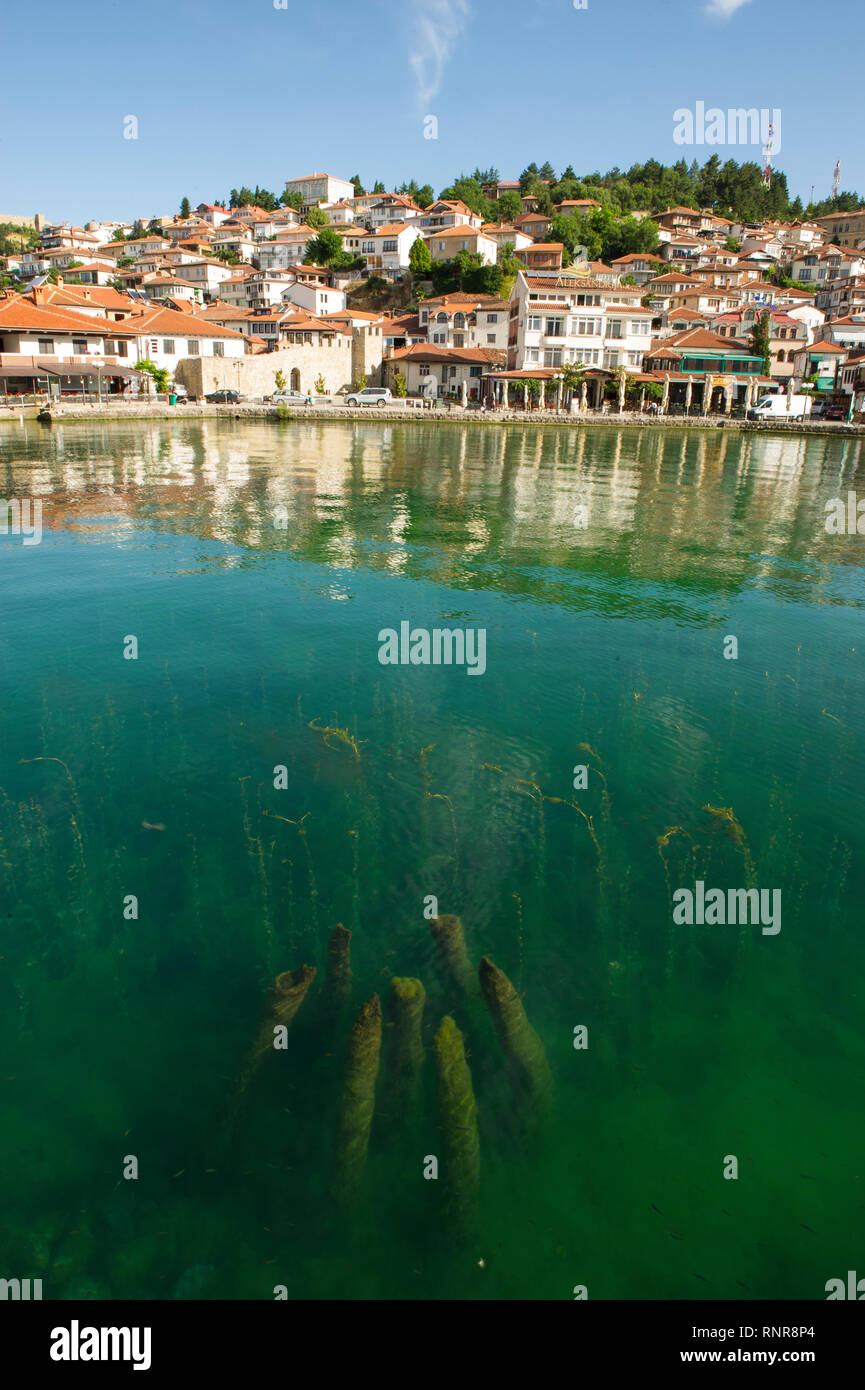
93,357,104,406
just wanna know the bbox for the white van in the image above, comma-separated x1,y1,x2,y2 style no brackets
748,394,813,421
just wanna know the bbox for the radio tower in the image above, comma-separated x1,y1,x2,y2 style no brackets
762,121,774,190
832,159,841,200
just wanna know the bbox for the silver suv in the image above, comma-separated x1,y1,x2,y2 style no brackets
345,386,392,407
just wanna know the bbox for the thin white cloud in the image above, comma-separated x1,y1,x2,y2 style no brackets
408,0,471,108
705,0,752,18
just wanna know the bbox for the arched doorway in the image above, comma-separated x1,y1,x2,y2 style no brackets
290,368,301,391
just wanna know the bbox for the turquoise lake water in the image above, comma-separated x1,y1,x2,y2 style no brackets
1,417,863,1300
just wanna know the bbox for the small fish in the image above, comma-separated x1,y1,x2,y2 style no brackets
736,1280,750,1290
172,1170,185,1178
670,1232,684,1240
693,1272,709,1283
722,1209,731,1216
651,1204,664,1216
800,1223,816,1233
141,821,165,831
799,1174,815,1180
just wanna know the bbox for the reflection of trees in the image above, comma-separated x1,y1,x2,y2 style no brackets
5,419,864,613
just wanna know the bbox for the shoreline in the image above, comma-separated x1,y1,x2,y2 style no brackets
1,401,862,436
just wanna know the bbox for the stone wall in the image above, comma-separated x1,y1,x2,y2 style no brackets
175,343,353,398
351,324,385,388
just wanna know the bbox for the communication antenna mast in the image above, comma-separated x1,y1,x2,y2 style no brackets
762,121,774,190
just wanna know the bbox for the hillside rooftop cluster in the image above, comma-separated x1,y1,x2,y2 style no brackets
1,170,864,413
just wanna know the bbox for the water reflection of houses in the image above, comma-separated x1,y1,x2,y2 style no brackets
7,421,863,604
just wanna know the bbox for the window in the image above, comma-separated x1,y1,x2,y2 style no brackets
163,340,175,354
433,332,446,343
470,366,482,377
487,333,496,344
188,340,200,355
38,338,54,354
487,313,498,323
630,322,646,336
545,317,564,337
606,320,624,339
213,342,224,357
544,348,562,367
525,347,539,363
419,365,430,376
436,312,448,323
382,240,397,254
72,338,88,354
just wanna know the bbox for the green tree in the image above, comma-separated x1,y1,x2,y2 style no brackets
314,373,327,395
135,358,171,394
498,241,522,279
304,228,343,265
416,184,435,209
749,311,772,375
393,370,408,398
180,196,191,219
306,205,329,229
350,175,366,196
438,176,496,222
409,237,431,276
274,369,287,390
282,191,304,211
497,190,524,224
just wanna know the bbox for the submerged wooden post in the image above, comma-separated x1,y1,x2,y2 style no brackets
479,956,551,1110
222,965,316,1134
236,965,315,1086
430,914,475,995
323,922,352,1011
433,1015,479,1226
334,994,382,1200
384,977,425,1118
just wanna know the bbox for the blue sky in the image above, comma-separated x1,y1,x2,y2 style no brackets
2,0,862,223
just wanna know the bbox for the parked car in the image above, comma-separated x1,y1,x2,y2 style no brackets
267,389,307,404
823,403,847,421
345,386,392,407
205,389,241,404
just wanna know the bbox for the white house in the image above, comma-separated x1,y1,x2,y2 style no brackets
359,223,423,274
284,173,355,211
419,293,510,350
128,304,246,372
509,268,653,371
384,344,505,399
280,279,347,316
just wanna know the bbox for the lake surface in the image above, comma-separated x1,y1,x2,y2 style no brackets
1,417,863,1300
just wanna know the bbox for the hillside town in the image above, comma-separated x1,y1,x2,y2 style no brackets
2,169,865,419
